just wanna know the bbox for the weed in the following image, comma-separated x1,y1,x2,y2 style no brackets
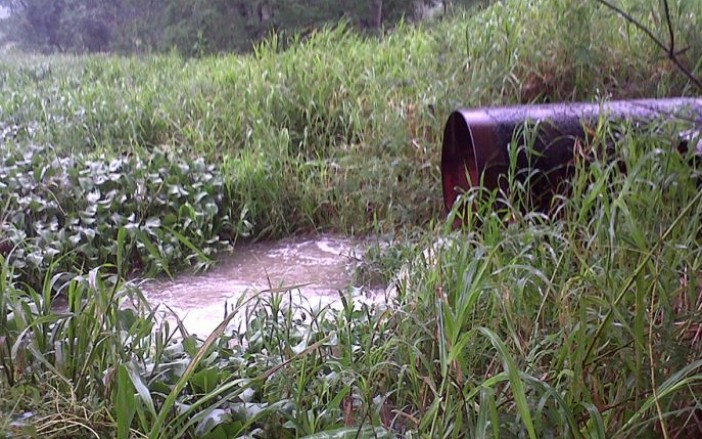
2,0,702,437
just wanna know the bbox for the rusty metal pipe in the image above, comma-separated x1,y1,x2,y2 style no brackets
441,97,702,215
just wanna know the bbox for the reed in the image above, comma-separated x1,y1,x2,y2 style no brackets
1,0,702,436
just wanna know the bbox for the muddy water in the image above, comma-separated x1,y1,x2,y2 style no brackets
141,235,387,336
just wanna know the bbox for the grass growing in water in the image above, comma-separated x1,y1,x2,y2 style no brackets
3,119,702,438
1,0,702,436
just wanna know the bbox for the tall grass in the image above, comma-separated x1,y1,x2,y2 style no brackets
3,117,701,438
2,0,702,437
1,0,700,243
337,117,702,437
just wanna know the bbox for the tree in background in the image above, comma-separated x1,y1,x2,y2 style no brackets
0,0,117,52
0,0,67,52
0,0,480,55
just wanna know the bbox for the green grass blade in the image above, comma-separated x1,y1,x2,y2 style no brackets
116,364,138,439
479,327,537,439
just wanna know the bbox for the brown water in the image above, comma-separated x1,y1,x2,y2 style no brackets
141,234,388,336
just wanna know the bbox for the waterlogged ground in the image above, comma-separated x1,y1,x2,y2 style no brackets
140,235,388,336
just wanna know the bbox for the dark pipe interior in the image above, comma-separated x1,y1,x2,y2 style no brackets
441,111,478,213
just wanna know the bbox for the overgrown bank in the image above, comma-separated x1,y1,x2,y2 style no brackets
2,0,701,285
2,0,702,437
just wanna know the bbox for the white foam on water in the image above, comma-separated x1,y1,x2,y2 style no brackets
140,234,386,336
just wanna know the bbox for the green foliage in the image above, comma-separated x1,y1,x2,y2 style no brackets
3,118,702,436
1,0,702,437
0,0,700,298
0,0,115,53
0,143,246,288
0,0,480,55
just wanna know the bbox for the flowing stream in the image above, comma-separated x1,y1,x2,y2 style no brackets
140,234,388,336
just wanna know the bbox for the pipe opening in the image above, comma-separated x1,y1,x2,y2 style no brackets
441,111,479,214
440,98,702,222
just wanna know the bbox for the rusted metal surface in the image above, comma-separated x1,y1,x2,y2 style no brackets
441,97,702,215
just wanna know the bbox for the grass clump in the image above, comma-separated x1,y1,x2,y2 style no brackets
2,120,701,438
0,143,250,288
1,0,701,289
1,0,702,437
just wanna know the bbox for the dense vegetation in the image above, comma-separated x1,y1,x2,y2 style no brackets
0,0,478,55
1,0,702,437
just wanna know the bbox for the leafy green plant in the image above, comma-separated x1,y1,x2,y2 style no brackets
2,1,702,437
0,143,250,290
